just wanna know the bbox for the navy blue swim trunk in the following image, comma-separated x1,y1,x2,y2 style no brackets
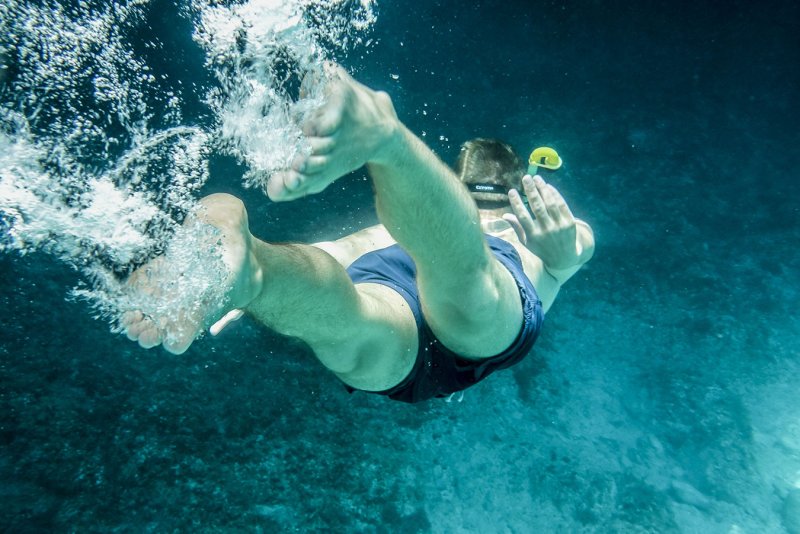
344,235,544,403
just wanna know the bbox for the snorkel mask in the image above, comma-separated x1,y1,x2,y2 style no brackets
467,146,562,208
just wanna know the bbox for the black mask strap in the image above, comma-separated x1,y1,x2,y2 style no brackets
467,182,530,210
466,183,507,195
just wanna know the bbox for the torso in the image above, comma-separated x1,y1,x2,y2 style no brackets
312,220,563,312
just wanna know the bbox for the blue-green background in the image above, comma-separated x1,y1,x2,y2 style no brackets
1,0,798,531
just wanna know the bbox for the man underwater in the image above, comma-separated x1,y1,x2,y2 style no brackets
123,65,595,403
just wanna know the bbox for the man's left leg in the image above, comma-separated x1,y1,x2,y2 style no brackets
124,193,418,391
244,238,419,391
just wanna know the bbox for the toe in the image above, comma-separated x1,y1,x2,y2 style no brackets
301,155,329,175
122,310,142,325
122,311,143,340
285,171,303,191
163,330,195,355
126,317,148,340
307,136,335,155
267,170,307,201
138,325,162,349
162,312,201,355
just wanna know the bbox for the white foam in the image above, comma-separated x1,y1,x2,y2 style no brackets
193,0,376,188
0,0,376,338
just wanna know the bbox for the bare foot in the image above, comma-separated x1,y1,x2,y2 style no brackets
267,64,400,201
121,194,263,354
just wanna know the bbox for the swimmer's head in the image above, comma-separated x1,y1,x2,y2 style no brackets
454,138,524,206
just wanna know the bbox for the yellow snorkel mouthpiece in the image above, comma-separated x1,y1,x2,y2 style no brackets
527,146,562,175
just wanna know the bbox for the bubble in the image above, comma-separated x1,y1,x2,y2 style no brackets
0,0,376,339
74,216,230,337
192,0,377,189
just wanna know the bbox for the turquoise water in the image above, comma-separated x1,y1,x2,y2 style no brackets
1,0,799,531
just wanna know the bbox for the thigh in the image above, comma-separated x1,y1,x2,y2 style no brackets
316,283,419,392
416,254,524,360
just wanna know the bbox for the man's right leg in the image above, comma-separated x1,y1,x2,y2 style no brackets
268,67,523,360
367,131,525,361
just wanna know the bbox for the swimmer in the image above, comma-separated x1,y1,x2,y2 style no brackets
123,64,594,403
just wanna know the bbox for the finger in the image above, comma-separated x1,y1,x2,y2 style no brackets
539,181,574,223
502,213,527,244
290,154,304,172
306,178,332,195
162,323,197,355
546,184,574,222
523,175,549,222
508,188,537,237
266,173,289,201
534,176,568,220
126,327,139,341
557,200,574,221
541,185,563,219
312,105,342,137
210,309,244,336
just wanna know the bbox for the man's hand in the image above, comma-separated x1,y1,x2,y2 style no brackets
267,64,400,201
503,175,584,271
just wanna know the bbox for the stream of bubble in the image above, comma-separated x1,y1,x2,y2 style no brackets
0,0,375,338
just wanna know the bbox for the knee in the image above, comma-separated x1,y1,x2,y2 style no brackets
200,193,245,212
197,193,249,232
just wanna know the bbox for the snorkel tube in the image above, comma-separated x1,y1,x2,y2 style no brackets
527,146,562,177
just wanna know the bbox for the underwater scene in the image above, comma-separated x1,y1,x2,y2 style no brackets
1,0,798,531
